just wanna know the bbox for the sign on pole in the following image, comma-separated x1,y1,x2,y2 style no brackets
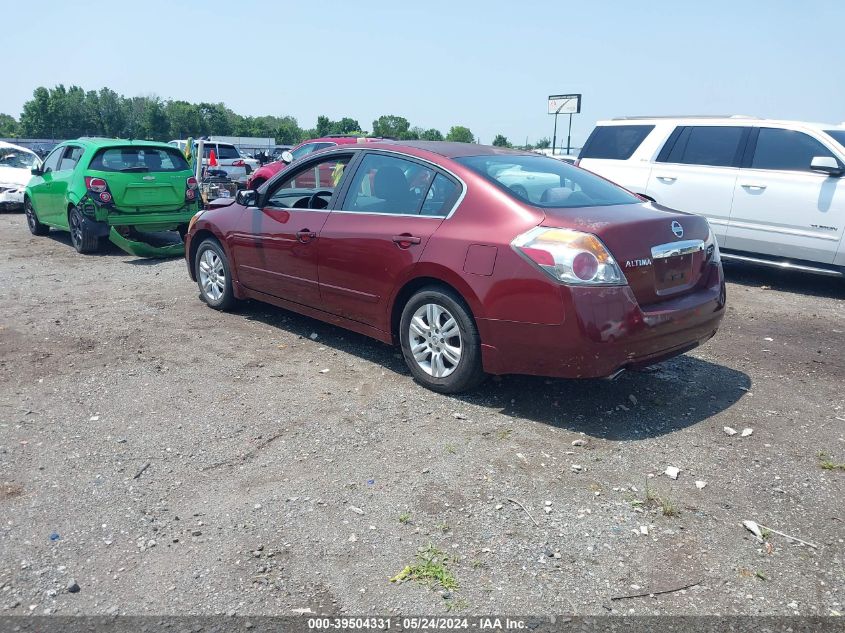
548,94,581,115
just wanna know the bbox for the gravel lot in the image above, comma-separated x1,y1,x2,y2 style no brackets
1,211,843,616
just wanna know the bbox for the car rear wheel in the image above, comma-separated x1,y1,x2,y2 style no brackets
195,238,236,310
25,198,49,236
68,206,100,253
399,287,485,394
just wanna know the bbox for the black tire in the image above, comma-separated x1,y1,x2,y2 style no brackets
68,206,100,253
25,198,49,236
194,238,236,311
399,286,485,394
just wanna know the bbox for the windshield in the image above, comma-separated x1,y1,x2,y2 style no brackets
456,154,640,208
824,130,845,149
89,147,190,172
0,147,39,170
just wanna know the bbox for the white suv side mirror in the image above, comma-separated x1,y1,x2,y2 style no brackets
810,155,843,176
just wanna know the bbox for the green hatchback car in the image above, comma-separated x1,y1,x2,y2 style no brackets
25,138,199,257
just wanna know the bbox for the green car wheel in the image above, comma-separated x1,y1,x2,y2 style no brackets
69,206,100,254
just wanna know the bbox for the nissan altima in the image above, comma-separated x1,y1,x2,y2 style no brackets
184,141,725,393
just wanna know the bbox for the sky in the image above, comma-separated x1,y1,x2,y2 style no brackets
5,0,845,149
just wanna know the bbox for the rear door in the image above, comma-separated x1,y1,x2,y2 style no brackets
726,127,845,264
644,125,749,244
230,151,355,307
317,151,461,330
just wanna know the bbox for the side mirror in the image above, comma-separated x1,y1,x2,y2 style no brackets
31,167,43,176
236,189,258,207
280,150,294,164
810,156,843,177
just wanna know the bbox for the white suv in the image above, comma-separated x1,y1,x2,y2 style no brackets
577,116,845,277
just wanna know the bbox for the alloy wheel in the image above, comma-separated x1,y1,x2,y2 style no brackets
198,248,226,302
25,200,37,232
408,303,463,378
69,209,82,248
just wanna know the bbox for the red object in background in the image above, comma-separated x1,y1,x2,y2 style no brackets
246,136,384,189
187,141,725,380
209,149,218,167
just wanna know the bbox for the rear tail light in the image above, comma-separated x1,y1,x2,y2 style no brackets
513,227,626,286
85,177,108,193
231,160,245,167
186,176,198,202
84,176,113,205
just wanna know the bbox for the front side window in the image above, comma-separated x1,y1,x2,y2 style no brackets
89,147,190,172
342,154,435,215
579,125,654,160
824,129,845,150
265,155,351,209
58,146,84,172
751,128,839,172
457,154,640,208
42,147,63,174
672,126,745,167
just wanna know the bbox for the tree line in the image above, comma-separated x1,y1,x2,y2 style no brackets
0,85,484,145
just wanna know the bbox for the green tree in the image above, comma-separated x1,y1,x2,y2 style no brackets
331,117,362,135
492,134,511,147
372,115,411,139
446,125,474,143
0,114,20,137
20,87,52,137
420,128,444,141
315,115,332,137
97,88,127,138
534,137,551,149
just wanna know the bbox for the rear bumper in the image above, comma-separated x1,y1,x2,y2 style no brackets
478,263,726,378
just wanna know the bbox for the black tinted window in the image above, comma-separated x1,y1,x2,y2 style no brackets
580,125,654,160
90,147,190,172
343,154,435,215
752,128,837,172
215,144,240,159
670,126,745,167
824,130,845,148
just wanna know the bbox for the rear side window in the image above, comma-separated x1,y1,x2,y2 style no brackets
291,142,335,161
659,126,746,167
579,125,654,160
751,128,839,172
58,146,84,172
342,153,435,215
89,147,190,172
420,173,461,217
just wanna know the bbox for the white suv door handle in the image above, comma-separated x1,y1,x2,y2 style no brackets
741,183,767,190
656,175,677,183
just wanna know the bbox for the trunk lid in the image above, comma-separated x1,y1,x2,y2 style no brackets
542,203,712,306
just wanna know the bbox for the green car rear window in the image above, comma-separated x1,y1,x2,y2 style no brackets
89,147,190,173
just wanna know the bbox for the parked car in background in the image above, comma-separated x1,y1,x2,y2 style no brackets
0,141,41,210
185,141,725,393
168,140,251,186
26,139,199,256
578,116,845,277
246,135,382,189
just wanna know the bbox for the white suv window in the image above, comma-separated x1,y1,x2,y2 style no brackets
579,125,654,160
751,128,839,172
658,126,747,167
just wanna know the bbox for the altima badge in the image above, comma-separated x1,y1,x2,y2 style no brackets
625,258,652,268
671,220,684,238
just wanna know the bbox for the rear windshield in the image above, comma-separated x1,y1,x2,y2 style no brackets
456,154,640,208
824,130,845,148
579,125,654,160
211,144,240,159
89,147,190,172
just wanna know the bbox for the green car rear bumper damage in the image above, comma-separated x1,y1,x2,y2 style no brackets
84,199,197,257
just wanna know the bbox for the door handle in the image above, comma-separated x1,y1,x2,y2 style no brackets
392,234,422,247
656,175,677,183
296,229,317,243
741,183,767,190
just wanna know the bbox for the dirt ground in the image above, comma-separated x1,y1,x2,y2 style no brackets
1,211,843,616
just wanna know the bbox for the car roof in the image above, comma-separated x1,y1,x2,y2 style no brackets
598,116,845,131
342,140,536,159
70,138,179,150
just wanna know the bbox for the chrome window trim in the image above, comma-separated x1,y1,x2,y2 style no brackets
651,239,704,259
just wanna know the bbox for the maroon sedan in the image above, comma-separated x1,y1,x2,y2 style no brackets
185,142,725,393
